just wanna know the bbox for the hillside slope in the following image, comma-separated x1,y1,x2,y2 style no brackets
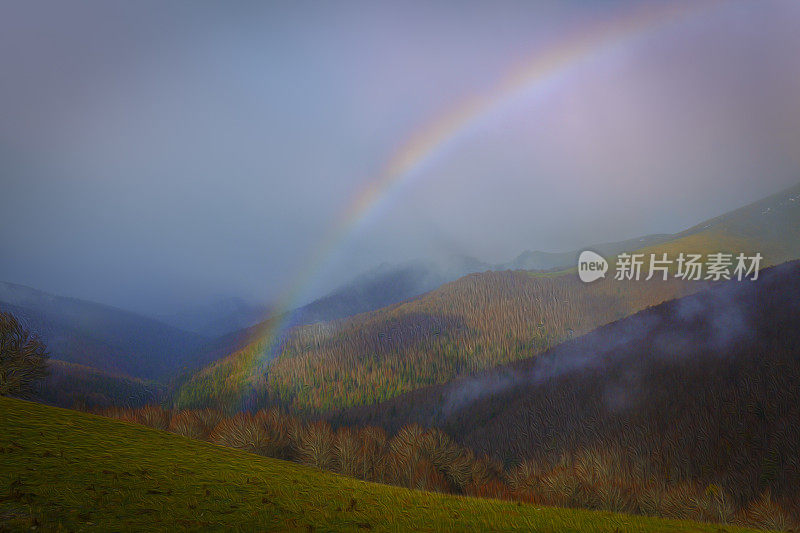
155,237,674,339
499,233,673,271
0,282,210,381
33,359,160,409
173,275,702,413
0,398,755,532
666,182,800,261
331,261,800,519
172,183,800,415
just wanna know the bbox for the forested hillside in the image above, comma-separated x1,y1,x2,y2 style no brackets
172,183,800,415
330,261,800,524
173,275,702,413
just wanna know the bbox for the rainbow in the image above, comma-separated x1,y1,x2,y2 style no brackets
237,0,720,404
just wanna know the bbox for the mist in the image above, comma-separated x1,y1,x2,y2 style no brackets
1,0,799,316
444,265,769,416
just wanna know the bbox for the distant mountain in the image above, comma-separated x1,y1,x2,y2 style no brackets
497,234,672,271
289,178,799,328
156,297,270,338
193,181,800,338
153,256,492,339
172,271,704,413
638,182,800,262
150,221,714,340
0,282,209,381
155,235,672,339
292,257,491,325
173,182,800,415
34,359,160,409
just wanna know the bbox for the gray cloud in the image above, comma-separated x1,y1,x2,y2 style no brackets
444,273,762,415
0,1,798,315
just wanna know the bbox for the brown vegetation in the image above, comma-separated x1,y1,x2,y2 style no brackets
329,261,800,528
98,400,798,530
174,273,703,413
0,311,49,397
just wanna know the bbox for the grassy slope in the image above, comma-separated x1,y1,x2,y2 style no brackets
0,398,763,533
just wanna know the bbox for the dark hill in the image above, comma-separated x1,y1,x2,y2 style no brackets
0,282,209,381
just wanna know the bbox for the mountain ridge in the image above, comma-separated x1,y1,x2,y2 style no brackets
0,281,209,382
172,182,800,414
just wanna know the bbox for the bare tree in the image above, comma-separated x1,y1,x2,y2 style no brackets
0,311,49,397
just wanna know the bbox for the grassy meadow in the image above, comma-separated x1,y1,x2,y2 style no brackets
0,397,768,532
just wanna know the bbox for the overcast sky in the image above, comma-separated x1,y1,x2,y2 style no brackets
1,0,799,315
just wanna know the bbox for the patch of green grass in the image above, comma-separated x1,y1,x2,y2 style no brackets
0,397,766,532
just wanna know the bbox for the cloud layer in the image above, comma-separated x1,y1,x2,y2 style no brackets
1,1,798,314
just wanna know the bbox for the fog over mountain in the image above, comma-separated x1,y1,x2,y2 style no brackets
1,1,799,316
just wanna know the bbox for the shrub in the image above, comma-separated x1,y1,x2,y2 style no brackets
90,402,800,529
388,424,426,486
169,411,206,439
210,413,279,456
739,491,798,532
295,421,335,470
135,405,170,431
254,408,292,459
635,484,666,517
0,311,49,397
194,409,225,437
334,427,361,478
538,466,579,507
465,478,510,499
658,483,701,520
409,457,449,492
99,406,139,424
507,460,544,498
357,426,387,481
693,483,735,525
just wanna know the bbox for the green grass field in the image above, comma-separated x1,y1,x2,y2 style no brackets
0,398,768,532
